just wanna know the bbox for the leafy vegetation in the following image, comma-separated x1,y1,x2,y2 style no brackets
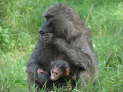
0,0,123,92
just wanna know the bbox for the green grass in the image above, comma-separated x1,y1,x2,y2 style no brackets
0,0,123,92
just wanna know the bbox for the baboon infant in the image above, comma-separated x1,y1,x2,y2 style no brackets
50,60,79,81
37,59,78,91
37,60,79,81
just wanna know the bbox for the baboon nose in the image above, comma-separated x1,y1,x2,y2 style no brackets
50,76,55,81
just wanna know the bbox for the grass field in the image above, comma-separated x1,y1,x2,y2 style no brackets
0,0,123,92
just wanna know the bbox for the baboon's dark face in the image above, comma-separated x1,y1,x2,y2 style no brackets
40,14,67,38
39,15,55,44
40,15,54,35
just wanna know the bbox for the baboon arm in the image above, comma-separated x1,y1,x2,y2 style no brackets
54,38,91,70
27,64,40,81
65,48,91,70
27,39,44,83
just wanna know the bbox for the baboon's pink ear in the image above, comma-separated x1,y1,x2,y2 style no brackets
64,68,70,76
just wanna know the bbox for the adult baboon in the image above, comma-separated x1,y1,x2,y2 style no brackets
27,3,98,92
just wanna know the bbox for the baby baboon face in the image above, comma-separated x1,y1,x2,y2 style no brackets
50,60,70,81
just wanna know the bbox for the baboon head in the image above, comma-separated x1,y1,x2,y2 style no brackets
40,3,83,42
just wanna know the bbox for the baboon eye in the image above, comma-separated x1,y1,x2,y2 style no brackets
45,15,54,20
55,72,58,75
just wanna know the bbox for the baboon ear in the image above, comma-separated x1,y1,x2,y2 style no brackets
64,68,70,76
